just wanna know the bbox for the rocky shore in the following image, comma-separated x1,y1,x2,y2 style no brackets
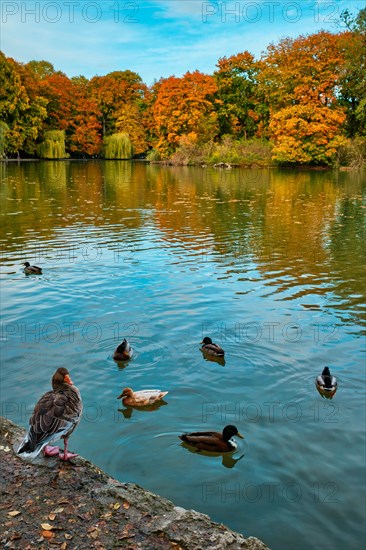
0,417,269,549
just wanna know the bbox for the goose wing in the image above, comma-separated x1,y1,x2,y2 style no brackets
18,387,82,455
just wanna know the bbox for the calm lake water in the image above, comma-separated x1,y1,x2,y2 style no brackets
1,161,365,549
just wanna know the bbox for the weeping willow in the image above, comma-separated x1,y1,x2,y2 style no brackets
38,130,67,159
0,121,9,157
103,133,133,159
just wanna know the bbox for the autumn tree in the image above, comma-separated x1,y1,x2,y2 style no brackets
269,104,347,165
151,71,218,156
68,76,102,157
38,71,74,132
214,52,260,139
258,31,346,109
257,31,348,164
0,53,47,156
90,70,147,149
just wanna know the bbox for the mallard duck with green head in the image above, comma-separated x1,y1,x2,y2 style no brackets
316,367,337,397
113,338,133,361
23,262,42,275
179,425,244,452
200,337,225,357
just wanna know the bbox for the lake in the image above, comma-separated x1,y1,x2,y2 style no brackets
0,160,365,549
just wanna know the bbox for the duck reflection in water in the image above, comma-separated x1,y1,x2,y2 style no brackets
118,400,168,419
200,352,226,367
179,443,245,469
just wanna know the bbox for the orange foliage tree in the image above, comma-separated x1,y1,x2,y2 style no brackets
258,31,348,164
68,77,102,157
259,31,346,109
151,71,218,156
90,70,148,153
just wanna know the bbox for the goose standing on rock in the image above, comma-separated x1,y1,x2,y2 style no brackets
17,367,82,460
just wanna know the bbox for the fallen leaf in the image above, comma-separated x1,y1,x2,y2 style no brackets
113,502,120,510
41,523,54,531
60,543,67,550
48,514,56,521
123,502,130,509
64,534,73,540
8,511,21,517
42,530,54,539
52,507,64,514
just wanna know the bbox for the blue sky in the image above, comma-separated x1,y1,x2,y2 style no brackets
1,1,365,84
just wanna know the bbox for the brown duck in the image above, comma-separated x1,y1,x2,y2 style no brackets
117,387,168,406
179,425,244,452
17,367,82,460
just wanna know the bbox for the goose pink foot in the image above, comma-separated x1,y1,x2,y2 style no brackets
43,445,60,456
59,439,78,460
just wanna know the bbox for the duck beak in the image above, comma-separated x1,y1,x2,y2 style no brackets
123,350,130,357
64,374,73,385
117,392,123,399
237,432,244,439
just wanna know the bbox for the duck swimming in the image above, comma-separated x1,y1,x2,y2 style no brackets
117,387,168,407
316,367,337,396
113,338,133,361
179,425,244,452
23,262,42,275
200,337,225,357
17,367,82,460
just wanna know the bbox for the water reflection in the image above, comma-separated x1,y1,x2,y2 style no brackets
118,400,169,419
179,442,245,469
200,352,226,367
1,161,364,329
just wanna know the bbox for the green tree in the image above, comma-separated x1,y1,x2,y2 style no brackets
0,52,47,156
103,133,133,159
37,130,67,158
214,52,260,139
338,8,366,136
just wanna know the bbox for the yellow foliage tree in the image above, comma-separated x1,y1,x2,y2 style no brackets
269,104,347,164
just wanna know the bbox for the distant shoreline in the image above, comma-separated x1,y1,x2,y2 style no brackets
1,158,363,171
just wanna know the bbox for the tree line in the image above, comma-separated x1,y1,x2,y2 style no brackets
0,8,365,166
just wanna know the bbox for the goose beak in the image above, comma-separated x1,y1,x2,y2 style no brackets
237,432,244,439
64,374,73,385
